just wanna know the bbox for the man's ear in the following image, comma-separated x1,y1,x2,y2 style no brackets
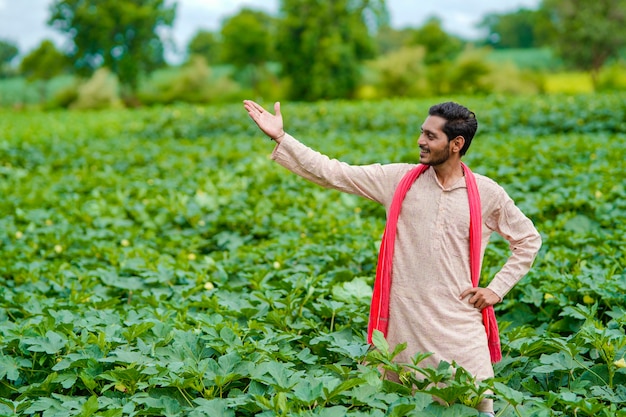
451,135,465,154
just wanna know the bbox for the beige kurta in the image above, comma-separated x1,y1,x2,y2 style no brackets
271,134,542,411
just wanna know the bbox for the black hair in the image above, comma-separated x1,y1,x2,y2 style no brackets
428,102,478,156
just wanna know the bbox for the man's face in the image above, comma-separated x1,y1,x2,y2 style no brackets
418,115,452,166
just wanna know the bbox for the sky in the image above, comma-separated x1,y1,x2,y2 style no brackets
0,0,541,63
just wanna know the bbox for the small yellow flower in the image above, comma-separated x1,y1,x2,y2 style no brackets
204,282,214,290
614,358,626,368
198,220,206,227
187,253,197,261
544,293,554,300
354,207,362,214
583,295,595,304
54,244,63,253
595,190,602,199
273,261,281,269
15,231,23,239
120,239,130,247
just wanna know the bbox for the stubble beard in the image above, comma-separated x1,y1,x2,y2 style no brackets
420,146,450,166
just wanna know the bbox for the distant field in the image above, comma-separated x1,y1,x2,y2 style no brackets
486,47,563,71
543,72,595,93
0,75,76,107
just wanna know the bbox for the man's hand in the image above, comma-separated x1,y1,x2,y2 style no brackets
243,100,285,142
459,287,501,310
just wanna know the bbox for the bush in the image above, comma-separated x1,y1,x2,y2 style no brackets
46,82,80,109
69,68,123,110
138,57,241,105
444,47,493,95
365,46,429,98
485,62,542,95
597,60,626,92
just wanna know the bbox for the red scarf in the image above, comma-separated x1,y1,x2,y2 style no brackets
367,163,502,363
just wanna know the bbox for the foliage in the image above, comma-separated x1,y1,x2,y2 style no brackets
220,8,275,94
407,17,464,65
542,72,594,94
187,30,222,65
220,8,274,70
137,57,239,105
0,39,19,78
479,8,543,49
366,46,428,98
365,45,545,98
482,62,542,95
48,0,176,95
596,60,626,92
540,0,626,85
444,47,493,95
19,40,68,83
374,26,415,55
277,0,388,101
69,68,122,110
19,40,69,102
486,48,562,71
0,93,625,416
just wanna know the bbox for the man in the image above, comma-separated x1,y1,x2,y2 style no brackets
243,99,541,415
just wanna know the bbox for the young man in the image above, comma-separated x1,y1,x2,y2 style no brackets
243,100,541,414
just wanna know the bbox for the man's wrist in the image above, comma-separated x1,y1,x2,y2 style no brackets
272,131,286,142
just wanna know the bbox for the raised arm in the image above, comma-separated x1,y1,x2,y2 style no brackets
243,100,286,143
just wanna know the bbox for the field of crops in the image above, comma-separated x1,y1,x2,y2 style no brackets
1,93,625,416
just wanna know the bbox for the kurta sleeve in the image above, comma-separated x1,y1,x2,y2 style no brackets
271,133,408,206
485,192,542,299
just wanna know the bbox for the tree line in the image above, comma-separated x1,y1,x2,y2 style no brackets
0,0,625,105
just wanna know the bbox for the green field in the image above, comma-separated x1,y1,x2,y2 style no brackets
1,94,625,416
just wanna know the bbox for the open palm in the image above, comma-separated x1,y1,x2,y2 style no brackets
243,100,285,141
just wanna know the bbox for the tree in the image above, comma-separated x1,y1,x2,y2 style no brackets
374,26,415,55
277,0,388,101
187,30,221,64
48,0,176,97
479,8,542,49
19,40,68,101
220,8,274,91
368,46,428,97
0,39,19,77
409,17,464,65
540,0,626,86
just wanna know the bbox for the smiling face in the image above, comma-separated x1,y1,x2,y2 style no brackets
418,115,454,166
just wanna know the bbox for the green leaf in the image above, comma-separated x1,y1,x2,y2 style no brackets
492,381,525,406
532,352,591,373
22,330,67,354
0,354,30,381
292,377,324,403
190,398,235,417
332,277,372,302
371,330,389,354
79,395,100,416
